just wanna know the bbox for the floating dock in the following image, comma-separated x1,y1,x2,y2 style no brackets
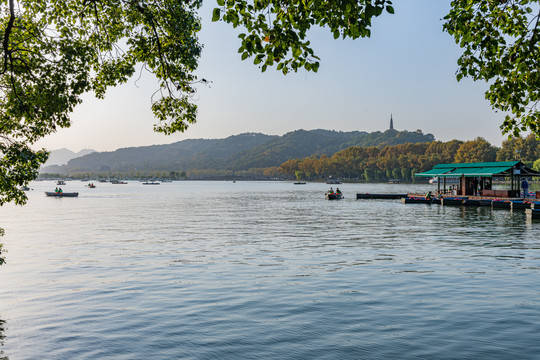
359,193,540,218
356,193,408,200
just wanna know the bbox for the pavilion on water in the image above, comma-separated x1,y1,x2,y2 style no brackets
415,161,540,198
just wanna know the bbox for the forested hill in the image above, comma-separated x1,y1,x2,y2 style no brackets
228,129,434,169
41,129,435,174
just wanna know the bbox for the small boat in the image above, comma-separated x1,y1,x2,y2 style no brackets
326,179,342,184
492,200,511,209
111,180,127,184
294,181,306,185
142,181,160,185
20,185,31,191
326,192,343,200
441,197,466,206
86,184,96,188
509,200,531,210
401,196,434,204
45,191,79,197
388,179,400,184
57,180,66,185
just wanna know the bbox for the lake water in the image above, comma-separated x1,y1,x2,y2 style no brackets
0,180,539,359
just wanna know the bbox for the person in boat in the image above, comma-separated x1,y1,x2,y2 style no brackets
329,187,334,194
336,187,342,195
425,191,433,200
58,188,63,194
55,187,59,193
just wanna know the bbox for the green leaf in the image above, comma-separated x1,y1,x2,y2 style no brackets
212,8,221,22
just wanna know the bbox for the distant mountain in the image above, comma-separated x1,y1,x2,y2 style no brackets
40,129,435,175
42,148,95,167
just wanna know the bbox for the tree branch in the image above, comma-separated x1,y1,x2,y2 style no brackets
2,0,16,75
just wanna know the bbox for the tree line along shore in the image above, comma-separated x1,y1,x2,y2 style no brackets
39,135,540,183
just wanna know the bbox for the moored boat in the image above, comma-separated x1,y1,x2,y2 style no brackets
401,197,434,204
441,197,466,206
510,200,531,210
463,199,481,207
492,200,511,209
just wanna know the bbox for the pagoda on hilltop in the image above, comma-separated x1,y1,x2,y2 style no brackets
389,114,394,130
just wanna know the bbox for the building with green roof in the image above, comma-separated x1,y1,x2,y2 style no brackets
415,161,540,197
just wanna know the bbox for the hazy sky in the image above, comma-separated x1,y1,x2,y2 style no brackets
35,0,508,152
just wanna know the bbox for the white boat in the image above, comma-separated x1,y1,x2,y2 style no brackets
429,177,459,184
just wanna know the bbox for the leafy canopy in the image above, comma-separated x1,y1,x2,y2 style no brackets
443,0,540,138
1,0,202,205
212,0,394,73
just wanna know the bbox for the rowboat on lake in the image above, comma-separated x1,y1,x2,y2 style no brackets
142,181,160,185
326,191,343,200
45,191,79,197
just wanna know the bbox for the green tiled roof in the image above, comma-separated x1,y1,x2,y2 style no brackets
415,161,529,177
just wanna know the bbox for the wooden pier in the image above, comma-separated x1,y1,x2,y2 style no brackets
358,193,540,218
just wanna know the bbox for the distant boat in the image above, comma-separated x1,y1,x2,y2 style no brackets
45,191,78,197
20,185,30,191
388,179,400,184
111,180,127,184
86,184,96,188
57,180,66,185
294,181,306,185
142,181,160,185
326,179,342,184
